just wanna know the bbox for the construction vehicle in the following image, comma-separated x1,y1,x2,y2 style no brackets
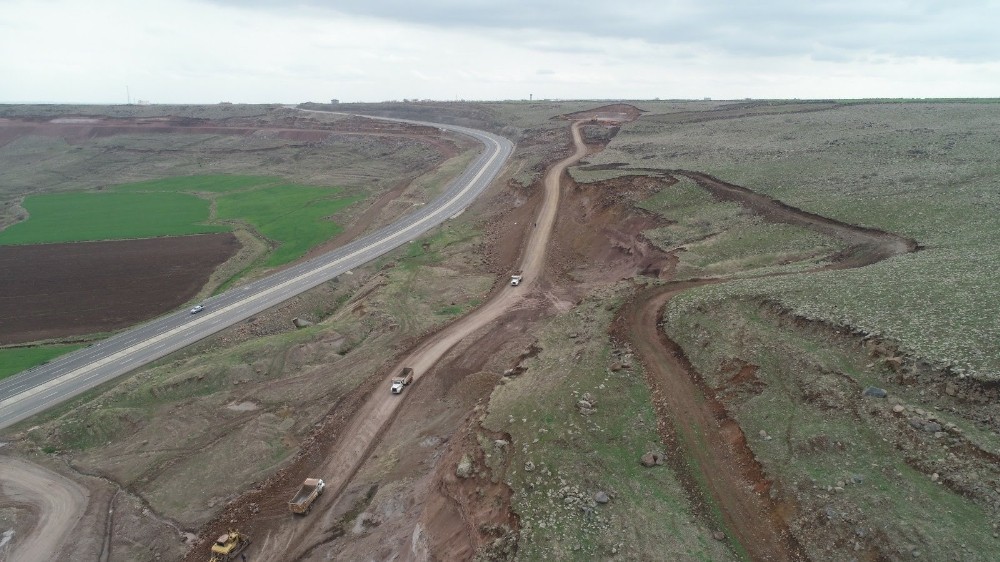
391,367,414,394
208,529,250,562
510,274,523,286
288,478,325,514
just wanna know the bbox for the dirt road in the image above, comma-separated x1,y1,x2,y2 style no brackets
619,173,916,561
252,122,590,561
0,456,88,561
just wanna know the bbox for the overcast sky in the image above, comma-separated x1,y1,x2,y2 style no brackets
1,0,997,103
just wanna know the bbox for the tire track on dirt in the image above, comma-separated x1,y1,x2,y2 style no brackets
618,172,916,561
0,456,88,561
245,122,591,561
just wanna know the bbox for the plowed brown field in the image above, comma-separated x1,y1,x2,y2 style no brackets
0,234,240,344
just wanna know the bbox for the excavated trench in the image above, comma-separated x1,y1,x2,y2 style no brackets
615,171,917,561
180,112,920,561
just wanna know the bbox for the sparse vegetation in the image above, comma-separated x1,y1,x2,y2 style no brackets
580,101,1000,380
5,100,1000,561
484,286,734,560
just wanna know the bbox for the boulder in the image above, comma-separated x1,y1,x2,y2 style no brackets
640,452,666,467
862,386,888,398
594,491,610,504
456,454,474,478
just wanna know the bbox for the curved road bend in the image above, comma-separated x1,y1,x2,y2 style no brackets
0,114,514,431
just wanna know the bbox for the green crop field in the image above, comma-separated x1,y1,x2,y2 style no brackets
0,345,83,381
0,191,227,245
214,184,362,266
0,174,363,269
116,173,365,267
114,174,278,193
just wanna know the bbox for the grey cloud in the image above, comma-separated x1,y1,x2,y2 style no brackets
203,0,999,62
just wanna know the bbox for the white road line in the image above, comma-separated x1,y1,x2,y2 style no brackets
0,126,508,415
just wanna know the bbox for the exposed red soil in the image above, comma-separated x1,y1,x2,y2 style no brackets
610,170,917,560
0,234,240,345
11,104,931,560
560,103,645,123
614,281,809,561
0,115,463,152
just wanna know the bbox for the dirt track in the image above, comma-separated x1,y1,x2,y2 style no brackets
248,121,591,560
7,109,924,560
0,456,88,561
619,173,917,561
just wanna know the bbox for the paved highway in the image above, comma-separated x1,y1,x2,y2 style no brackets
0,113,513,430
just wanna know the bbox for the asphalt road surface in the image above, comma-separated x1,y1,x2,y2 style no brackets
0,113,513,430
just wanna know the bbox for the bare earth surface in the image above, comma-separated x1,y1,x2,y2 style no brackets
236,121,590,562
7,102,979,561
0,234,241,344
0,456,87,561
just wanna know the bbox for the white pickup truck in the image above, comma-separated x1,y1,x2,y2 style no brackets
510,275,523,286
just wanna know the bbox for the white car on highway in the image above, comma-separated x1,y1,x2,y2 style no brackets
190,304,205,314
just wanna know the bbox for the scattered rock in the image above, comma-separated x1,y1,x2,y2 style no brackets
924,422,943,433
945,382,958,396
577,400,593,410
493,439,509,450
713,531,726,541
594,491,610,504
883,356,903,371
291,317,313,328
523,461,535,472
352,512,381,534
892,404,906,414
931,473,940,482
640,451,666,467
851,474,865,485
759,429,772,441
610,362,623,372
863,386,888,398
456,454,474,478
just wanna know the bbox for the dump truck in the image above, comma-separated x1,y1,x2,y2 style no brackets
391,367,414,394
208,530,250,562
510,274,523,286
288,478,325,515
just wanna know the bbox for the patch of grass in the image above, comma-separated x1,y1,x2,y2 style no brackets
0,344,83,380
114,174,278,193
215,184,362,267
50,407,150,450
483,285,735,560
637,177,845,278
0,191,228,245
579,101,1000,380
663,297,1000,559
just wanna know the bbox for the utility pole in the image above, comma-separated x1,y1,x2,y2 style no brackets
126,86,131,105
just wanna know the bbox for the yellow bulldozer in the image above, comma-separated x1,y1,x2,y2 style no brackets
208,529,250,562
